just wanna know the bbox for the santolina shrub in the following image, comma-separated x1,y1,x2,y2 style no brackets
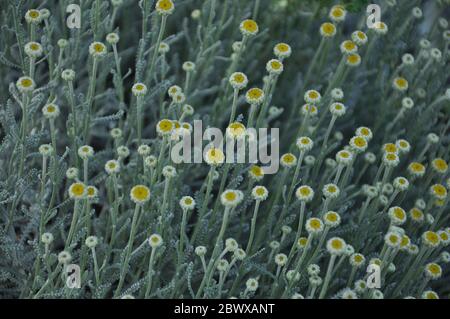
0,0,449,299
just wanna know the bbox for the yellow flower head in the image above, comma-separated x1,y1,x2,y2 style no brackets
204,147,225,166
431,158,448,174
248,165,264,181
157,119,174,136
320,22,337,37
240,19,259,36
156,0,175,15
130,185,151,205
69,183,86,199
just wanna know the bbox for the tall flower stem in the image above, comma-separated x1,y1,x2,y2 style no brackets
245,200,261,255
318,254,337,299
114,204,141,297
195,207,231,298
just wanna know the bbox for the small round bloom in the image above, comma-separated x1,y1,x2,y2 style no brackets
61,69,76,81
349,253,365,268
137,145,151,157
42,103,60,119
195,246,207,256
323,183,340,199
40,9,51,19
162,165,177,179
393,77,408,92
422,231,440,248
320,22,336,37
274,43,292,59
16,76,36,93
41,232,54,244
217,259,229,272
132,83,148,96
66,167,79,180
252,186,269,201
295,185,314,202
393,177,409,191
221,189,243,208
340,40,358,55
341,289,358,299
307,264,320,276
204,148,225,166
240,19,259,36
39,144,53,157
329,5,346,23
87,186,98,200
156,119,174,136
286,270,300,282
245,88,265,105
105,160,120,175
180,196,195,211
229,72,248,90
304,90,321,104
85,236,98,248
354,280,367,293
106,32,120,45
372,21,388,35
78,145,94,159
25,9,42,24
25,42,43,58
297,237,308,249
57,39,68,49
248,165,264,181
430,184,447,200
396,139,411,153
323,211,341,228
326,237,346,255
159,42,170,54
351,31,368,46
235,248,246,260
270,241,280,250
383,152,400,167
402,53,415,66
349,136,368,153
431,158,448,174
226,122,246,140
168,85,182,97
438,231,449,246
424,263,442,280
296,136,314,152
89,42,107,58
409,207,424,223
58,251,72,264
301,104,318,116
331,88,344,101
116,146,129,159
182,61,195,72
306,218,324,234
422,290,439,299
130,185,151,205
280,153,297,168
388,207,406,226
69,183,86,199
155,0,175,15
274,253,287,266
384,231,401,248
336,150,353,165
346,54,361,67
148,234,163,248
246,278,259,292
329,102,346,117
266,59,284,75
355,127,373,141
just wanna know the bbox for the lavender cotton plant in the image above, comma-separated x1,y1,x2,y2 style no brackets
0,0,449,300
